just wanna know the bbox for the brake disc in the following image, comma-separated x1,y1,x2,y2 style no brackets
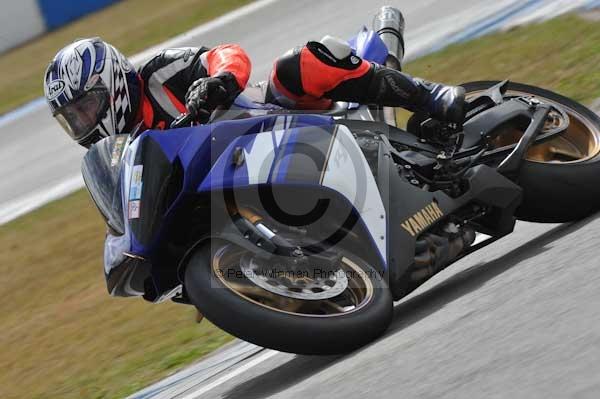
239,254,349,300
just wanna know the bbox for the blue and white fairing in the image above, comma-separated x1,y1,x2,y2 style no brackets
198,116,387,264
102,114,388,295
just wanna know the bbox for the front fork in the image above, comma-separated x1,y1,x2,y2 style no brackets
226,206,343,274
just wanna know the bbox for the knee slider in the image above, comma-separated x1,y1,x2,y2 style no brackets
319,35,352,60
307,36,362,69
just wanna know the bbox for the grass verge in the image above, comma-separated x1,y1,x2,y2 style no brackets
399,13,600,123
0,190,233,399
0,0,252,116
2,12,600,399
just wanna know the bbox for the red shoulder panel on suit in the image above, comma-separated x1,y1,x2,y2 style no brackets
205,44,252,89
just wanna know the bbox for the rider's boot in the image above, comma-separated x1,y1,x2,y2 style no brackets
414,78,466,125
366,66,466,124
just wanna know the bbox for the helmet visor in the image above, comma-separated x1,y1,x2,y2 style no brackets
54,87,110,141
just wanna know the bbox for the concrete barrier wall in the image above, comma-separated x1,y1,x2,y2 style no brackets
0,0,47,53
0,0,121,54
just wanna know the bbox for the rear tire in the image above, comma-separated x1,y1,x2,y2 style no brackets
463,81,600,222
184,240,393,355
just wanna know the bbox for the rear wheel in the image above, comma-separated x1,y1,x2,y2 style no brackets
184,240,393,355
463,81,600,222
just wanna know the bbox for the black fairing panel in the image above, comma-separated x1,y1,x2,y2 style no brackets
106,257,150,297
457,165,523,234
462,99,534,148
378,139,522,299
130,136,183,248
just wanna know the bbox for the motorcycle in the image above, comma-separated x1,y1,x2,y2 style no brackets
82,7,600,354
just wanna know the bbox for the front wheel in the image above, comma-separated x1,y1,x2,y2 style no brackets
463,81,600,222
183,240,393,355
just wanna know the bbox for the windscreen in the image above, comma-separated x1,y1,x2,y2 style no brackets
81,135,129,235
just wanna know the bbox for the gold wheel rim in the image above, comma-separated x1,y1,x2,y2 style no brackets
466,89,600,164
211,244,375,318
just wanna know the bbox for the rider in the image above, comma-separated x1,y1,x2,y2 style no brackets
44,36,465,147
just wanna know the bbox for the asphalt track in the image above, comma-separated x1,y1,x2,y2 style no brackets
2,0,594,224
118,1,600,399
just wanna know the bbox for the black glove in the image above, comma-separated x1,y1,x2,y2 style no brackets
185,72,240,122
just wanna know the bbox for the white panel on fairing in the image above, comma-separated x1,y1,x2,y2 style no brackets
243,131,276,184
321,125,387,262
243,116,289,184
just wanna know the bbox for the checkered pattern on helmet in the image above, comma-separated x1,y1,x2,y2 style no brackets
112,55,131,133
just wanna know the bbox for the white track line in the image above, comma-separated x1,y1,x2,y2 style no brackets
130,0,280,65
177,349,279,399
0,173,83,224
127,342,264,399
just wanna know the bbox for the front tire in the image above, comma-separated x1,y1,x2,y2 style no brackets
463,81,600,222
184,240,393,355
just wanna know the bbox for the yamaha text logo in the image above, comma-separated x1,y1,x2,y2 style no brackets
401,201,444,237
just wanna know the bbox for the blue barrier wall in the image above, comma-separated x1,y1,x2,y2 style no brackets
37,0,122,30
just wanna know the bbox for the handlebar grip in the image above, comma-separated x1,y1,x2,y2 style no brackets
170,107,212,129
169,113,196,129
